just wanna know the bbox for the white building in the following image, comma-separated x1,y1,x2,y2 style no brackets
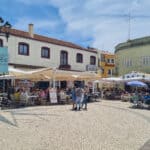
0,24,98,72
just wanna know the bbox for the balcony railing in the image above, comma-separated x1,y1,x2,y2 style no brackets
59,64,71,70
86,65,97,71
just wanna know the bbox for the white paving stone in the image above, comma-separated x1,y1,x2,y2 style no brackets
0,100,150,150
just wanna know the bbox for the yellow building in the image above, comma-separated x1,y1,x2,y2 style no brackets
99,51,115,78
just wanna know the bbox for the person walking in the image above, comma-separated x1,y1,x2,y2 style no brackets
75,86,83,111
82,86,89,110
71,87,76,110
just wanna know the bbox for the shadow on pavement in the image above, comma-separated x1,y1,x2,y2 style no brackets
0,111,18,127
140,139,150,150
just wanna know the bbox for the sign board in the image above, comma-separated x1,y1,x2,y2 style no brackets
67,81,73,88
0,47,8,74
49,88,58,103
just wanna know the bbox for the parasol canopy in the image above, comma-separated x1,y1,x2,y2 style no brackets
18,68,101,81
126,80,148,87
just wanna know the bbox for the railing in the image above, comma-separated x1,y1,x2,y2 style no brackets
59,64,71,70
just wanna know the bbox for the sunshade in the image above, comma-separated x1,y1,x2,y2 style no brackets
126,80,148,87
18,68,101,81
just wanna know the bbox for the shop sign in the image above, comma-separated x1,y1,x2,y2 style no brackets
0,47,8,74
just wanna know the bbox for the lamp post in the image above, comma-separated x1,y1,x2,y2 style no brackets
0,17,12,42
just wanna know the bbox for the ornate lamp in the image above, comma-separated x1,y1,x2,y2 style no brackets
0,17,12,41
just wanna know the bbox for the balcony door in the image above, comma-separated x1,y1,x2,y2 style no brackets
60,51,68,65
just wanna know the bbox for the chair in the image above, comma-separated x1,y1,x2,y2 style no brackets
59,91,67,104
132,95,143,108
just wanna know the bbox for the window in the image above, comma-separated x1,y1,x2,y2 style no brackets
101,68,104,74
111,59,114,64
60,51,68,65
41,47,50,59
90,56,96,65
76,53,83,63
107,59,110,63
101,54,105,62
18,42,29,56
108,69,111,75
123,58,132,67
142,56,150,65
0,39,3,47
107,58,114,64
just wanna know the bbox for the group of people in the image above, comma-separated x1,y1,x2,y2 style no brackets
71,86,89,111
131,91,150,106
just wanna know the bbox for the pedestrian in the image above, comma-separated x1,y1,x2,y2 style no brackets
75,86,83,111
71,87,76,110
82,86,89,110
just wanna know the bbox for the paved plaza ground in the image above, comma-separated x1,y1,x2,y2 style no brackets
0,100,150,150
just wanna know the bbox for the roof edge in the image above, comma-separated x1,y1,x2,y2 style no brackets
115,36,150,53
2,27,97,54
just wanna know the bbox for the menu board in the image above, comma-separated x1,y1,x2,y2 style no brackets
49,88,57,103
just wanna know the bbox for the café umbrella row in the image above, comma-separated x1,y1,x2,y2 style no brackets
0,67,101,82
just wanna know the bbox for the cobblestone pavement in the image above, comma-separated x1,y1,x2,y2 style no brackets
0,100,150,150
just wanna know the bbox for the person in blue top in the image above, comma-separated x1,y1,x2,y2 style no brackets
71,87,76,110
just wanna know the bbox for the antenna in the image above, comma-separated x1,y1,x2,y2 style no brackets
128,6,131,41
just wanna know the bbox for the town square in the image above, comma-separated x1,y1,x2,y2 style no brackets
0,100,150,150
0,0,150,150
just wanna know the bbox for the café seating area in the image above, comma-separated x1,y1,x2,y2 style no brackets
130,92,150,109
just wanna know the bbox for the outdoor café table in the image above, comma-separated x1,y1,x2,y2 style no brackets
0,93,8,97
27,95,39,105
0,97,3,103
121,94,131,101
92,92,101,101
0,93,8,104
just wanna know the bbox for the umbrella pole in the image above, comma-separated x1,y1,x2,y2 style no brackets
53,77,55,88
49,80,52,88
3,77,5,93
52,68,56,88
92,81,95,93
11,77,15,87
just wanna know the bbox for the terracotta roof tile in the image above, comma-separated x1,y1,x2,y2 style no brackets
1,27,97,53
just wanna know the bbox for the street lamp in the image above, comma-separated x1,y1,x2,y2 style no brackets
0,17,12,41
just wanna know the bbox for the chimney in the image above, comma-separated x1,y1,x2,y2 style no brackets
28,23,34,38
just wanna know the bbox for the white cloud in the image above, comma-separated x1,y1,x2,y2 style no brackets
14,17,60,33
48,0,150,52
14,0,150,52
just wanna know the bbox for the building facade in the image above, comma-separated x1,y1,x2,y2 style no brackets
99,51,115,78
0,24,98,72
115,37,150,76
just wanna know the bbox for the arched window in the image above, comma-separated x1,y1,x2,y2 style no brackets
0,39,3,47
76,53,83,63
90,56,96,65
18,42,29,56
41,47,50,59
60,51,68,65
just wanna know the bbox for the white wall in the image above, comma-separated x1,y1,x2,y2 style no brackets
4,35,98,71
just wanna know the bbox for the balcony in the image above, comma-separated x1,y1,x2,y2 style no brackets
59,64,71,70
105,62,115,67
86,65,97,72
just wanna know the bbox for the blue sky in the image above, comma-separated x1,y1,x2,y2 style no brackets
1,0,150,52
